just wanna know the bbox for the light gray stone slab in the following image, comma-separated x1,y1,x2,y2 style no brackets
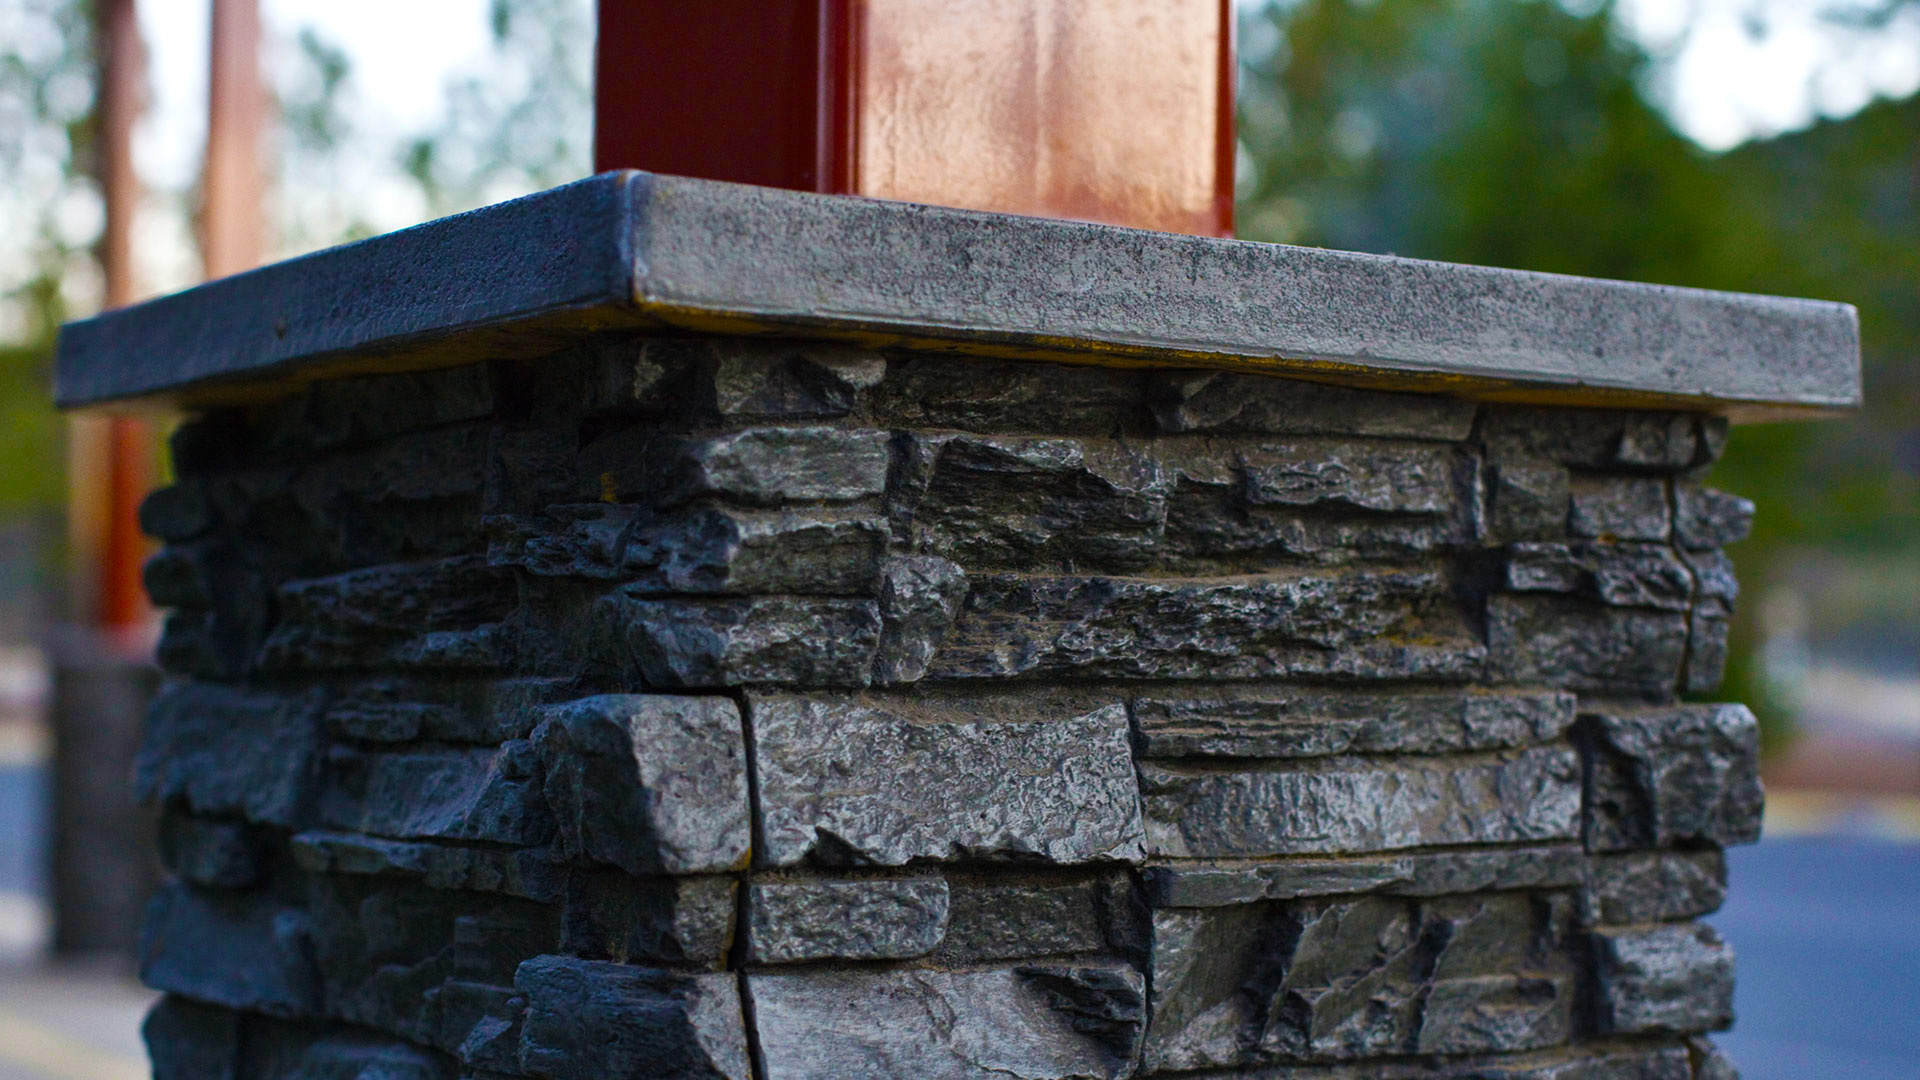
59,172,1860,418
1590,924,1736,1035
749,694,1145,868
746,876,950,963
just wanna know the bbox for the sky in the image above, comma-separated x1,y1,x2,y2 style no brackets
16,0,1920,319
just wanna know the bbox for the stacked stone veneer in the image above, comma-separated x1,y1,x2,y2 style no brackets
136,336,1763,1080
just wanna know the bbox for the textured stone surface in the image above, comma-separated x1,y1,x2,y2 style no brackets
159,814,262,887
140,883,318,1017
560,871,736,968
938,875,1126,963
871,555,968,684
635,427,891,507
532,694,750,875
1143,844,1587,908
138,683,326,827
1504,542,1694,611
1582,705,1764,852
1489,461,1571,542
1584,850,1727,925
1590,924,1736,1035
1487,595,1689,695
746,876,949,962
318,741,553,846
514,956,751,1079
1568,476,1670,541
1675,485,1755,550
602,594,881,688
1148,371,1478,439
290,830,565,902
752,694,1144,867
1131,688,1574,759
750,965,1146,1080
1139,748,1581,858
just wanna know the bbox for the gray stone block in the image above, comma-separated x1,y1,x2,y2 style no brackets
604,594,881,688
749,965,1145,1080
933,570,1483,682
323,677,572,746
140,882,319,1018
1130,688,1575,759
938,874,1127,963
708,339,887,419
1582,705,1764,852
1145,844,1588,907
1148,370,1478,439
871,555,969,685
1480,409,1701,472
750,694,1145,867
865,355,1149,435
1504,542,1694,611
1139,748,1581,858
159,814,261,888
290,830,566,902
1568,476,1670,541
1675,485,1754,550
560,872,737,968
1489,461,1571,542
1584,850,1727,925
746,876,950,963
258,557,517,672
264,363,497,451
137,683,326,827
488,504,886,594
646,427,891,507
1487,594,1688,695
422,979,524,1072
515,956,751,1080
319,741,554,847
145,996,240,1080
532,694,749,875
1590,924,1735,1035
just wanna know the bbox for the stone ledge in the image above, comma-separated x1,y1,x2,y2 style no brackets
57,171,1859,417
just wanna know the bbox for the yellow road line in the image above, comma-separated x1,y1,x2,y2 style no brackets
0,1009,146,1080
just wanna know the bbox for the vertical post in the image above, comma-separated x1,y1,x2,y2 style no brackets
203,0,266,280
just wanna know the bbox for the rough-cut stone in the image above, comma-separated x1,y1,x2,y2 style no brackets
708,340,887,419
137,683,326,827
750,694,1145,867
939,875,1125,962
1590,924,1735,1035
532,694,749,875
746,876,949,962
318,740,552,846
290,830,565,902
322,677,569,745
140,883,319,1018
1488,461,1570,542
140,481,215,542
602,594,881,688
633,427,891,507
1130,688,1574,759
749,965,1146,1080
1143,844,1586,908
1139,748,1580,858
159,814,261,887
1567,476,1670,541
1582,704,1763,852
866,356,1148,435
1149,371,1477,440
267,363,497,451
258,557,516,672
560,872,736,968
422,979,524,1071
514,956,751,1080
242,1022,458,1080
488,504,885,594
1487,594,1688,695
1504,542,1694,611
1584,850,1727,925
907,435,1168,570
932,570,1482,682
871,555,968,685
1392,844,1588,897
1689,1036,1740,1080
1144,893,1572,1071
145,995,240,1080
1675,485,1755,550
1480,409,1698,472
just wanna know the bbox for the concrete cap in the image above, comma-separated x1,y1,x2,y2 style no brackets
56,171,1860,420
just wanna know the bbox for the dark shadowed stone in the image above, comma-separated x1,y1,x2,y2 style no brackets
749,964,1145,1080
323,677,572,745
1488,462,1570,543
906,435,1167,570
1581,705,1764,852
159,814,262,887
1392,844,1588,897
289,830,566,902
750,694,1144,867
865,355,1150,435
746,876,950,963
604,594,881,688
1567,476,1670,541
1130,688,1574,759
938,874,1128,963
931,570,1483,682
1486,595,1688,695
262,364,496,451
1144,893,1572,1071
1504,542,1693,611
286,423,491,568
1479,409,1699,472
140,481,214,542
1682,550,1739,694
489,503,886,594
515,955,750,1080
1689,1036,1740,1080
1590,924,1735,1035
647,427,891,507
319,740,553,846
140,882,319,1018
137,683,326,827
1144,843,1587,907
1674,485,1754,550
532,694,749,875
1584,850,1727,925
484,423,581,515
1139,748,1580,858
143,543,215,608
560,872,736,968
257,557,517,672
1148,371,1477,440
145,995,240,1080
241,1022,459,1080
709,339,887,419
872,555,968,685
1135,1045,1692,1078
422,979,524,1072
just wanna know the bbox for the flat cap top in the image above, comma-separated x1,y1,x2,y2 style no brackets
56,171,1860,419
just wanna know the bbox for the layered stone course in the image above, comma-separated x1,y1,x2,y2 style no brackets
136,337,1761,1079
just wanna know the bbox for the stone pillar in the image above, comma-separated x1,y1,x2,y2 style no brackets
56,174,1855,1080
